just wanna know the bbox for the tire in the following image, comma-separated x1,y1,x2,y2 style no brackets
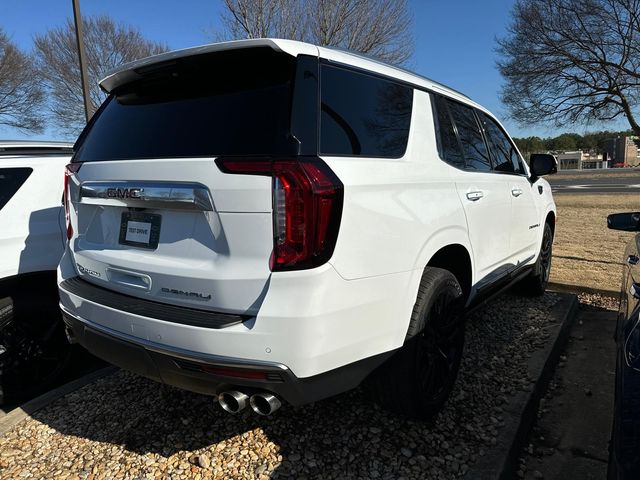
0,297,12,328
0,289,73,405
369,267,465,420
518,222,553,297
0,297,12,405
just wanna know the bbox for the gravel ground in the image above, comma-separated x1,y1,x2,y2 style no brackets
577,292,619,312
0,292,560,480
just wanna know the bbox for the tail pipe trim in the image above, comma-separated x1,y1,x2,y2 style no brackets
218,391,249,414
249,392,282,416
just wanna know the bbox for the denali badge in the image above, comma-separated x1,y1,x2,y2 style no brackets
161,287,212,301
76,263,101,277
107,187,143,199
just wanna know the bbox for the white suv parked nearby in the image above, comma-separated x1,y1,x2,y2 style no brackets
59,39,557,419
0,141,73,280
0,141,76,403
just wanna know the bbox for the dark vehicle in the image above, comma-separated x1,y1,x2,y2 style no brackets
608,211,640,479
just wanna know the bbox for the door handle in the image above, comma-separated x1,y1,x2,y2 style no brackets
466,191,484,201
628,255,640,266
511,188,523,197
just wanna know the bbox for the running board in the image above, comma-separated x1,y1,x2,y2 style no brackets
467,263,534,314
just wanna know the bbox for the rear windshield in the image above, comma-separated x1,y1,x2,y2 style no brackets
74,48,298,162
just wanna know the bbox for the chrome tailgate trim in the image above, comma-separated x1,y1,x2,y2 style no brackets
79,181,214,211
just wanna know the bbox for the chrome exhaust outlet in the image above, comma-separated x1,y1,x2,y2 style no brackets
249,393,281,416
218,391,249,414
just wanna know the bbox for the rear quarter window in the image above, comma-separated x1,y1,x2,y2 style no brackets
320,65,413,158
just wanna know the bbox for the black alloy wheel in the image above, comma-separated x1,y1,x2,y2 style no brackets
415,288,465,409
370,267,466,420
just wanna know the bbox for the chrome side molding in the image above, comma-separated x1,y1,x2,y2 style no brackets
79,181,214,211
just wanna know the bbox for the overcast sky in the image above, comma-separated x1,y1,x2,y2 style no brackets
1,0,629,141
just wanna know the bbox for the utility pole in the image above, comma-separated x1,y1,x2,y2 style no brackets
72,0,93,123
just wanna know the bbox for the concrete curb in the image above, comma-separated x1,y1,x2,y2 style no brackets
465,292,579,480
548,281,619,298
0,366,118,437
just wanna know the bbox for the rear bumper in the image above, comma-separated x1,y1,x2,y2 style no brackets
61,306,391,406
57,243,421,404
58,244,419,379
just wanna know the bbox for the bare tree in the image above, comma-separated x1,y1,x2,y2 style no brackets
0,29,44,133
220,0,306,40
219,0,413,65
497,0,640,136
34,16,167,137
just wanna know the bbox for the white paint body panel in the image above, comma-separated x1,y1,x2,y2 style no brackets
1,154,70,280
59,249,419,378
68,159,273,314
323,90,471,282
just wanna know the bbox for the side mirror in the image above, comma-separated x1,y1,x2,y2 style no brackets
608,212,640,232
530,153,558,176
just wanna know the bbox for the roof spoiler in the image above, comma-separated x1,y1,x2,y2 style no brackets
99,39,319,94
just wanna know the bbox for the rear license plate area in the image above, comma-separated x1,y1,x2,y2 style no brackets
119,212,161,249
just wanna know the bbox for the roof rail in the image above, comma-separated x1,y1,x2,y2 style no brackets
0,141,74,156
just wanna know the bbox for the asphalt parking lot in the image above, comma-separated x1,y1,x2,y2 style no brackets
549,168,640,194
520,294,617,480
0,292,568,480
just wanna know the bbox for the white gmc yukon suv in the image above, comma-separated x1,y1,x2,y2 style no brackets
59,39,557,419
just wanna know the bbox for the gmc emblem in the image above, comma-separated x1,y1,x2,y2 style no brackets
107,187,143,199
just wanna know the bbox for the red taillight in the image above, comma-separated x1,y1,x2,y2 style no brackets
64,163,82,241
216,157,343,271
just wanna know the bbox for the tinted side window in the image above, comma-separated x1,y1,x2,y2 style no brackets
511,149,526,175
433,95,465,169
446,100,492,171
320,65,413,157
0,168,32,210
479,113,523,174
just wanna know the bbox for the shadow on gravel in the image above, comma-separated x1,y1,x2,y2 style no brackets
25,292,562,479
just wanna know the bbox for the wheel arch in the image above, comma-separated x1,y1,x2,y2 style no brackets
414,226,474,300
545,210,556,236
425,244,473,300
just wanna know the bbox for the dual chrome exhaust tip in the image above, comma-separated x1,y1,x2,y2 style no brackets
249,392,282,416
218,390,282,416
218,390,249,414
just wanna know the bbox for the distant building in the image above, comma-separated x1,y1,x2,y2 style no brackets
602,136,640,167
556,150,606,170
